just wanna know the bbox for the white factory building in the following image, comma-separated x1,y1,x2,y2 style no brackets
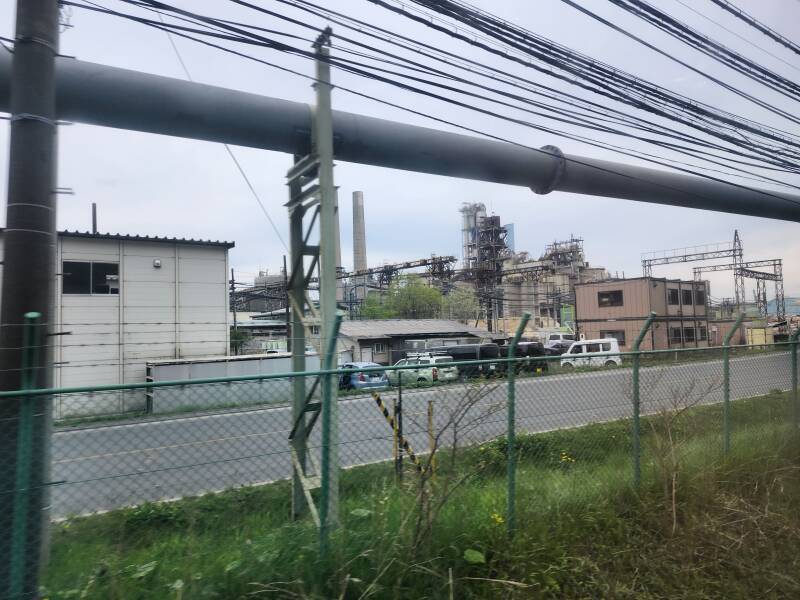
0,230,233,417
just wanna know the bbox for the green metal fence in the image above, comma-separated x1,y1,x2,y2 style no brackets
1,324,798,598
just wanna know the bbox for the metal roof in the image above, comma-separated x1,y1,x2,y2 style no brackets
339,319,496,340
0,228,235,248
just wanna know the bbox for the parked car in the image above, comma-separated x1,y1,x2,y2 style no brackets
425,343,501,377
338,362,389,390
386,353,459,385
544,340,573,356
560,339,622,369
544,332,576,351
514,341,550,373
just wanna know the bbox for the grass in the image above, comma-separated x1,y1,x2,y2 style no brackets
42,390,800,599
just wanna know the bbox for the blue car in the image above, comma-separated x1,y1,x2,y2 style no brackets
338,362,389,391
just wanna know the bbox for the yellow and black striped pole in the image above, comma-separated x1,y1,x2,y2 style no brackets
372,391,423,472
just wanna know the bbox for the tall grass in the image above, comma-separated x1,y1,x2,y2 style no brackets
42,391,800,598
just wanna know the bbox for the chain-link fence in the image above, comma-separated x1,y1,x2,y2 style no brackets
1,326,798,598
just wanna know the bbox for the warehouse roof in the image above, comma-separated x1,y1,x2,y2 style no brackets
339,319,497,340
0,228,235,248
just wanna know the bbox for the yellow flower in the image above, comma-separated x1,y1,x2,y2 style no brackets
490,511,504,525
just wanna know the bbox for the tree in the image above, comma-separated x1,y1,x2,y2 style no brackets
442,286,479,323
360,294,397,319
230,327,250,355
389,276,442,319
358,275,443,320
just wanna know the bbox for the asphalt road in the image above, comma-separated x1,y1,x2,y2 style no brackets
51,351,793,518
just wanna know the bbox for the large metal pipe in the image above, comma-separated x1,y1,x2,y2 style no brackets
1,52,799,221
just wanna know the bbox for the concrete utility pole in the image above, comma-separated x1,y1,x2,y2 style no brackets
230,268,238,355
0,1,60,596
313,27,341,537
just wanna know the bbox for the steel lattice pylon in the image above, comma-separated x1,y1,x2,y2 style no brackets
642,230,750,312
694,257,786,322
286,29,341,538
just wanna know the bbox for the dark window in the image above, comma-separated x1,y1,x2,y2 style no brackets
697,326,708,341
683,327,695,342
62,261,91,294
601,342,612,351
586,343,601,353
600,330,626,345
598,290,623,307
63,261,119,295
682,289,693,306
670,327,683,343
668,289,680,305
695,289,706,305
570,344,584,354
92,262,119,294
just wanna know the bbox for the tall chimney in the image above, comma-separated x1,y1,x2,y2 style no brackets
352,191,367,273
92,202,97,234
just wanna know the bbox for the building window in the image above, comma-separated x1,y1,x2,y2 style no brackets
697,326,708,341
373,342,386,354
682,289,693,306
597,290,623,307
668,289,679,305
683,327,696,342
695,289,706,305
600,330,626,345
62,261,119,295
670,327,683,343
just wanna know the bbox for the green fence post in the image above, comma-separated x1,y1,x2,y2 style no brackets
506,312,531,539
791,326,800,429
723,313,746,455
9,312,43,599
319,311,344,560
632,312,657,489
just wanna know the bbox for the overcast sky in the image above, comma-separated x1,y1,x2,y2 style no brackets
1,0,799,301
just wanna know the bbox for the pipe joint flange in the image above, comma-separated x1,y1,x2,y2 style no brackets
531,145,565,195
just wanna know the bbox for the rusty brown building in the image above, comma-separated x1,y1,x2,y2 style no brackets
574,277,712,351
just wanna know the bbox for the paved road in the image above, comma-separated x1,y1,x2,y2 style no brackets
51,352,792,517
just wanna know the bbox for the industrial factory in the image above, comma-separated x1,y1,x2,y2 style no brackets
230,193,794,356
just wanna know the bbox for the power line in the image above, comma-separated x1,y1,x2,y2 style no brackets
361,0,800,177
670,0,800,75
152,8,289,251
111,0,800,175
603,0,800,104
67,1,800,212
707,0,800,58
556,0,800,126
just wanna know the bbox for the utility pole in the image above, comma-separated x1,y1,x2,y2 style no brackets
283,254,290,352
285,28,341,545
230,268,238,355
314,26,341,539
0,1,60,596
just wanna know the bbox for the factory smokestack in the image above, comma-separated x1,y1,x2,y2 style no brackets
352,191,367,273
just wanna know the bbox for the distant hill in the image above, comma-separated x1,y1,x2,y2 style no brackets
769,297,800,315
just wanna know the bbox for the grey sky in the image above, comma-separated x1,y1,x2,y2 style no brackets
1,0,799,301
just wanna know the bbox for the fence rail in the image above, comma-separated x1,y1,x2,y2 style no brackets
1,321,799,598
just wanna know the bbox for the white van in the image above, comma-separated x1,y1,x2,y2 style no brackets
560,338,622,369
544,332,576,350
